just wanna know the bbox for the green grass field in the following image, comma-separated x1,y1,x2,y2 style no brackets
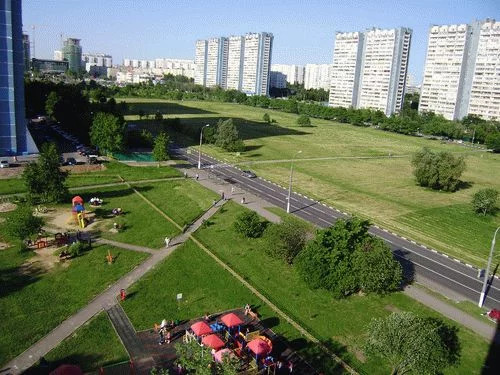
122,98,500,267
0,242,147,366
121,239,346,374
27,313,129,373
192,201,494,375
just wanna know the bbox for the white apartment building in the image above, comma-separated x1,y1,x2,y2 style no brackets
206,37,228,88
329,32,364,108
304,64,331,90
329,27,412,116
357,27,412,116
241,32,273,95
53,50,63,61
83,53,112,69
227,36,245,90
123,58,131,67
468,20,500,120
270,64,305,85
420,19,500,121
194,40,208,85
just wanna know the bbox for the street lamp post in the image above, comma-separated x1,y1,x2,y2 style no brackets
478,226,500,307
198,124,210,169
286,150,302,214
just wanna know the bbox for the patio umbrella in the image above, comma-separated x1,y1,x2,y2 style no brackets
214,348,235,363
221,312,244,328
191,321,213,336
247,338,272,356
202,334,225,350
50,364,83,375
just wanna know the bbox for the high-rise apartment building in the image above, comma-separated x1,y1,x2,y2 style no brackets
420,19,500,120
329,32,364,108
241,32,273,95
62,38,82,73
195,32,273,95
0,0,36,155
83,53,113,68
53,50,63,61
206,37,228,88
270,64,304,85
194,39,208,86
304,64,331,90
328,27,412,116
270,71,287,88
358,28,411,115
22,33,30,71
226,36,244,90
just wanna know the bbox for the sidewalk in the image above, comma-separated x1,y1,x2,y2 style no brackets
1,200,226,374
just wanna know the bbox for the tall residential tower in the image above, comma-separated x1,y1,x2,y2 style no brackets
206,37,228,88
62,38,82,73
241,32,273,96
194,40,207,86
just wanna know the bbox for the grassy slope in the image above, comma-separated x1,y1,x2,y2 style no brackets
193,202,492,375
0,244,147,365
28,313,129,373
122,99,500,267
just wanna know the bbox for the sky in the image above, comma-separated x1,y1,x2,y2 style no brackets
23,0,499,84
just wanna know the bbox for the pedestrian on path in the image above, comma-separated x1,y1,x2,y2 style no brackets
221,191,225,200
166,330,171,344
184,171,188,178
241,197,246,204
231,186,235,194
195,173,199,180
165,237,170,247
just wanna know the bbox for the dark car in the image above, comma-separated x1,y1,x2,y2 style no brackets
65,157,77,166
241,170,257,178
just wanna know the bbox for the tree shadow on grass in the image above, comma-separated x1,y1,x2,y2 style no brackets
23,353,108,374
126,101,215,116
0,262,43,298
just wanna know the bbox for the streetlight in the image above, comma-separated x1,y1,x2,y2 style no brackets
198,124,210,169
286,150,302,213
478,226,500,307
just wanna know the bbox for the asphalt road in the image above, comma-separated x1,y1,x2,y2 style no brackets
172,147,500,310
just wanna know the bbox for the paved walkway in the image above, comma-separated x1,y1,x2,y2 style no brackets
95,238,156,254
1,199,226,374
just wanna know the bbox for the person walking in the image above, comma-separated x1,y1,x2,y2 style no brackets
165,237,170,247
195,173,199,180
241,197,246,204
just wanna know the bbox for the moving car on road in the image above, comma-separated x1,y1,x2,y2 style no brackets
241,170,257,178
0,160,9,168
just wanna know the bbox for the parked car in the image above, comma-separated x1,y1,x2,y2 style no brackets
0,160,9,168
87,155,99,164
241,170,257,178
65,157,77,166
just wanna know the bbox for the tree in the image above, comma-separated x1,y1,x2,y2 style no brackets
90,112,127,155
411,147,466,191
365,312,460,375
215,118,244,152
472,188,498,216
45,91,60,119
152,131,169,167
22,143,68,203
352,237,402,293
263,113,271,123
174,341,212,375
233,211,266,238
296,114,311,127
485,132,500,153
4,204,44,242
264,216,312,264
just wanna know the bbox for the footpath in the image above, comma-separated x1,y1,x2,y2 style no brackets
1,198,226,374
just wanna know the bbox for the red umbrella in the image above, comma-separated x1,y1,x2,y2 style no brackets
247,338,271,356
221,312,243,328
50,364,83,375
191,321,212,336
488,309,500,320
202,334,225,350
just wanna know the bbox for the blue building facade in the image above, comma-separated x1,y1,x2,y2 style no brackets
0,0,29,155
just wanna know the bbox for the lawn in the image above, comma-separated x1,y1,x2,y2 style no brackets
27,313,129,373
74,185,180,248
0,241,148,366
121,98,500,267
133,179,218,226
122,239,347,374
192,201,494,375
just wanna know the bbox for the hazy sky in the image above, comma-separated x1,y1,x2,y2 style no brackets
23,0,498,83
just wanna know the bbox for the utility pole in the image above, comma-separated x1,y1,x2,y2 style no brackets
286,150,302,213
198,124,210,169
478,227,500,307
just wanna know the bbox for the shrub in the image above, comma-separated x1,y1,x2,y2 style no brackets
296,114,311,127
263,217,312,264
263,113,271,123
472,188,498,215
485,132,500,153
68,241,86,257
4,204,44,241
233,211,266,238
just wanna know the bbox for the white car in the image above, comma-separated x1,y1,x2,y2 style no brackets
0,160,9,168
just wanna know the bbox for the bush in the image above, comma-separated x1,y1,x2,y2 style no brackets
296,114,311,127
68,241,86,257
411,147,466,191
264,217,312,264
485,132,500,152
4,204,44,241
215,118,245,152
472,188,498,215
233,211,266,238
263,113,271,123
